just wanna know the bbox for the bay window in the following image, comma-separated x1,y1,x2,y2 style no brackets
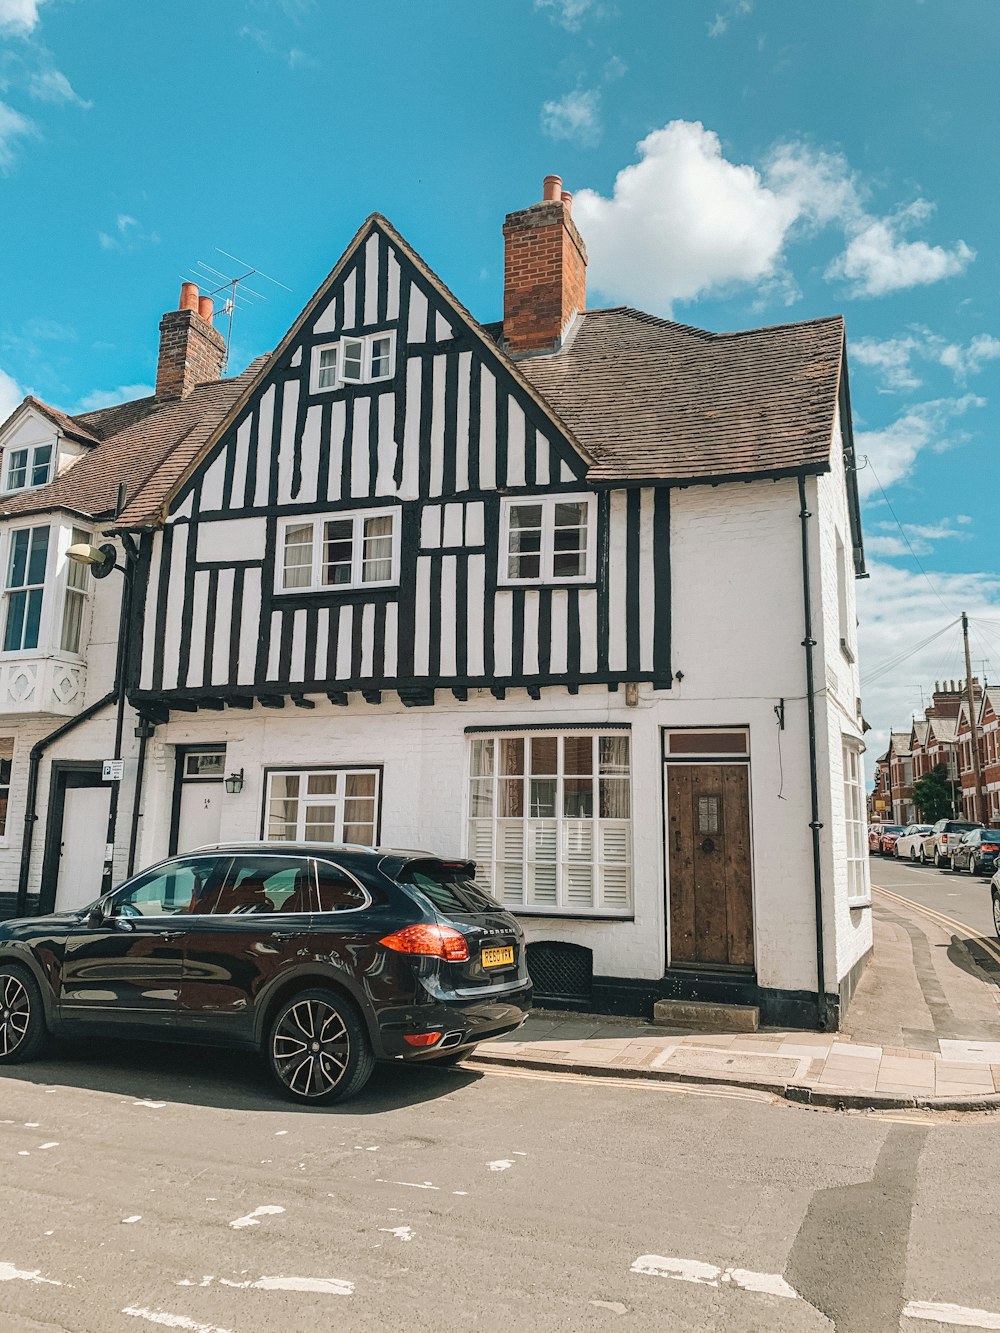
843,742,869,906
60,526,91,654
468,730,632,916
3,525,49,652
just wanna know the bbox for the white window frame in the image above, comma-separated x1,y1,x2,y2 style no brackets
843,741,871,907
3,442,53,493
59,525,92,656
263,766,382,846
2,521,51,655
0,736,12,840
275,507,400,594
498,493,597,586
310,331,396,393
466,730,633,918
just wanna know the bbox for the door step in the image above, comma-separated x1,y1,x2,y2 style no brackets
652,999,760,1033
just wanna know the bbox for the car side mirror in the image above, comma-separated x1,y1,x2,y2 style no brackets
87,901,109,929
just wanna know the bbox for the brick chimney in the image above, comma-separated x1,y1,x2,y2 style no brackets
155,282,226,399
502,174,587,355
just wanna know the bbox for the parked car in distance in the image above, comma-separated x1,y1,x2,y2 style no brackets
869,824,891,854
894,824,934,862
950,828,1000,877
877,826,906,856
926,819,982,868
0,844,532,1105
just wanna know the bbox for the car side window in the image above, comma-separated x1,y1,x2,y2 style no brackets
114,856,226,917
314,859,369,912
212,856,314,915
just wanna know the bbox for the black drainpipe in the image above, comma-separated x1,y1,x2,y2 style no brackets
797,472,828,1030
126,717,155,878
15,691,116,917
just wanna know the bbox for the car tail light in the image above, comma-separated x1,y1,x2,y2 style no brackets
941,834,949,845
380,924,470,962
982,844,999,853
403,1032,442,1047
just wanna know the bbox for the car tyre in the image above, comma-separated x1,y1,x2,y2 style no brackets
970,854,979,876
0,963,47,1064
918,846,926,864
266,988,375,1106
993,892,1000,941
934,849,944,869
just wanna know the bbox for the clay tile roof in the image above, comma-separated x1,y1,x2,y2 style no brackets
516,308,845,482
20,396,101,447
0,365,265,525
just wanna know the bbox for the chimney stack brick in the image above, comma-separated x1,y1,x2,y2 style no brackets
503,179,587,355
156,284,226,399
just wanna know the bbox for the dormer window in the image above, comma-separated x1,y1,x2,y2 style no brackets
311,332,395,392
5,443,53,492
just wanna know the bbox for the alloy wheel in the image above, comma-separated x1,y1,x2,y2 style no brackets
994,894,1000,940
970,855,979,876
0,974,30,1058
272,998,350,1099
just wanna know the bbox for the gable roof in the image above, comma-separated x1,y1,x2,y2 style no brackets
911,718,929,747
0,368,262,524
889,732,911,756
927,716,958,744
514,307,846,483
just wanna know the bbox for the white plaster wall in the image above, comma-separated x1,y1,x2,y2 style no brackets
810,407,873,988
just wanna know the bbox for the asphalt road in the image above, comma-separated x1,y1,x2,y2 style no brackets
869,849,997,939
1,1037,1000,1331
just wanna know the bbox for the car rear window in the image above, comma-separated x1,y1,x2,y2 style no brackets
947,822,979,832
398,860,502,914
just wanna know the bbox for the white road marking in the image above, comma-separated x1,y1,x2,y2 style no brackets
631,1255,799,1300
274,1130,287,1136
378,1226,415,1242
590,1300,629,1314
38,1142,58,1150
0,1261,61,1286
903,1300,1000,1328
121,1216,142,1225
178,1275,353,1296
725,1268,799,1299
228,1205,285,1229
375,1178,439,1190
487,1159,514,1172
122,1308,233,1332
133,1100,166,1109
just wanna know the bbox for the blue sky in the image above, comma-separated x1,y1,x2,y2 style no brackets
1,0,998,771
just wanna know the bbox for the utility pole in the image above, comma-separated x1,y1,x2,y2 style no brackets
962,612,986,822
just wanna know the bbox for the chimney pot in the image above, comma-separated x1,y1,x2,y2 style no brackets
543,174,563,202
198,296,214,324
179,281,200,313
562,190,573,214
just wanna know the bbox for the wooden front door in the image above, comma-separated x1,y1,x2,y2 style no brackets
666,763,754,969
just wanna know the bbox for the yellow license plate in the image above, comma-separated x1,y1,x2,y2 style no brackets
481,946,515,968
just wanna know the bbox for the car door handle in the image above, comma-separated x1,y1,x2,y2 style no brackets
160,931,185,943
271,931,307,941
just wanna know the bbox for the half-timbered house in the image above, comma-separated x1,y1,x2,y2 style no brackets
5,176,873,1029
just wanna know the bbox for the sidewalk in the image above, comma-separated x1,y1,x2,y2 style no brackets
468,890,1000,1110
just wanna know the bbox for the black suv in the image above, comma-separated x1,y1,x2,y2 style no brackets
0,845,532,1104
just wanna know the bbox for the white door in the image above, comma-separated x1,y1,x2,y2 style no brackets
55,786,112,912
175,782,223,853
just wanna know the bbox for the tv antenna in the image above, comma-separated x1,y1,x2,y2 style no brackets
180,249,291,374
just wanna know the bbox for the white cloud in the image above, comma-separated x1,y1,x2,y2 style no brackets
534,0,599,31
0,366,24,424
854,394,985,498
573,121,799,311
540,88,601,148
27,67,90,108
98,214,158,252
828,202,974,298
572,124,974,314
851,328,1000,392
0,99,35,170
74,383,154,413
0,0,47,35
858,561,1000,781
708,0,752,37
867,516,974,559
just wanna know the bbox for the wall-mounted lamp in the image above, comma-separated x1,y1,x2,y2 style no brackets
224,768,245,795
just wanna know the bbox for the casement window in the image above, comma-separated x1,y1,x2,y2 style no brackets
467,731,632,917
843,743,869,906
264,768,380,846
278,508,399,593
60,526,91,654
499,495,596,585
3,525,49,652
0,737,12,837
312,332,395,391
4,444,53,493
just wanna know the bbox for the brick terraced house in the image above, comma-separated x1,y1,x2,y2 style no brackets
0,176,872,1029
